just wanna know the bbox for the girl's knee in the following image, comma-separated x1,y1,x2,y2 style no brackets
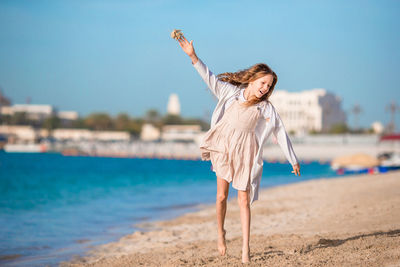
237,190,250,207
216,193,228,203
238,197,250,207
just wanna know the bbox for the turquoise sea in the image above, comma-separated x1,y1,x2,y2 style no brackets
0,151,342,267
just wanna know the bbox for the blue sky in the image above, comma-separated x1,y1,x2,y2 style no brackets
0,0,399,128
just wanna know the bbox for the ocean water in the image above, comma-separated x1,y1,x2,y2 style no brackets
0,152,341,267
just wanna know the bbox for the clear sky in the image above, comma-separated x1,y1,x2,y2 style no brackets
0,0,399,128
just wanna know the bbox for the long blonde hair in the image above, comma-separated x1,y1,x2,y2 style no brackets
217,63,278,107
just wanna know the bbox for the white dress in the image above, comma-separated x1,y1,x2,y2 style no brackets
200,91,260,191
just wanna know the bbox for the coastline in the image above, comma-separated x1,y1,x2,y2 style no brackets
61,171,400,267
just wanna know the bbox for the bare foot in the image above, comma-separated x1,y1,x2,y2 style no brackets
217,229,227,256
242,246,250,263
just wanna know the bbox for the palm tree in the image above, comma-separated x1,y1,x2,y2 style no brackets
351,104,362,131
145,109,161,124
385,101,399,133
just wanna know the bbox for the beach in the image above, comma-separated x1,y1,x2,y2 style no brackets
61,170,400,267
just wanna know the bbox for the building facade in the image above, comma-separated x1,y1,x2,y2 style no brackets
269,88,346,134
161,125,201,142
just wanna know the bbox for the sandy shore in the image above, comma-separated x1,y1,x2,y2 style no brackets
61,171,400,267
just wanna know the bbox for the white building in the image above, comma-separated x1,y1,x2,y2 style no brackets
161,125,202,142
167,93,180,115
140,123,161,141
269,88,346,134
52,129,130,141
52,129,93,141
0,126,131,142
1,104,54,120
57,111,79,120
0,104,79,121
371,121,384,134
0,125,38,142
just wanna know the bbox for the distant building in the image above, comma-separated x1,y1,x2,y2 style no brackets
371,121,384,134
140,123,161,141
52,129,130,141
0,125,37,143
167,93,180,115
50,129,91,140
57,110,79,127
269,88,346,134
57,111,79,121
0,125,130,142
0,106,12,116
0,104,55,121
0,104,79,123
161,125,202,142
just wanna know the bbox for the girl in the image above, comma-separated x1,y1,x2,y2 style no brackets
177,35,301,264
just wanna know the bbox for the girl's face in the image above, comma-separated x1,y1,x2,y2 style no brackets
248,74,274,99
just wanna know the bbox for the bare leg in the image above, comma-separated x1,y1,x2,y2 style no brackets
216,176,229,256
238,188,251,263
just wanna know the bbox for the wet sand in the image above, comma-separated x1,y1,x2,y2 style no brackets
61,170,400,267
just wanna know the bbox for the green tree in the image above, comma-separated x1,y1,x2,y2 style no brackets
85,113,113,131
11,112,29,125
114,113,131,131
329,123,349,134
0,114,11,125
128,118,144,137
145,109,161,123
162,114,183,125
71,118,87,129
43,115,61,132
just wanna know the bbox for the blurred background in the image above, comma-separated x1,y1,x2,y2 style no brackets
0,0,399,266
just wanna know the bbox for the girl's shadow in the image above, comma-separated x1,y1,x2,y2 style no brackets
300,229,400,254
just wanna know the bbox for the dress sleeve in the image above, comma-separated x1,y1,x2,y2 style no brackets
193,58,237,99
271,104,299,166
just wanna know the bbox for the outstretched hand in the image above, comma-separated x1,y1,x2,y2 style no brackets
177,35,195,58
292,163,301,176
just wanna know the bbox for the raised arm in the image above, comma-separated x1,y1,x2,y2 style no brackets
192,57,237,99
177,35,236,99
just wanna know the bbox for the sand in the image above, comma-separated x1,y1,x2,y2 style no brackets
61,170,400,267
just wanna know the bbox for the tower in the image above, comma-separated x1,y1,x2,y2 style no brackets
167,93,180,115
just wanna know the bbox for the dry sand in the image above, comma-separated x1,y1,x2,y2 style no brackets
61,171,400,267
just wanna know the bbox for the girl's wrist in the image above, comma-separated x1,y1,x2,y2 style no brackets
190,54,198,64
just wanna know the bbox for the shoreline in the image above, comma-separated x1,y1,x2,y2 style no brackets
61,171,400,266
5,136,396,162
